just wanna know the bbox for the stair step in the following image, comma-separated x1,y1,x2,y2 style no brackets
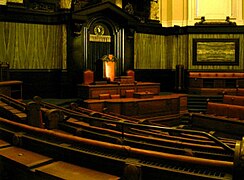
187,94,223,113
188,108,206,112
188,102,207,105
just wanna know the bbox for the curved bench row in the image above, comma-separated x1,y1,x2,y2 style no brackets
189,72,244,78
223,95,244,106
207,102,244,120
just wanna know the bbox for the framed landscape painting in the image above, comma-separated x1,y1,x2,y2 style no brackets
193,39,239,65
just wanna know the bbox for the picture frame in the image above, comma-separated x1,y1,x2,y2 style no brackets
193,38,239,65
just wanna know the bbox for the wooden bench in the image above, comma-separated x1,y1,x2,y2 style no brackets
223,95,244,106
0,101,27,121
191,101,244,135
206,102,229,117
206,102,244,120
237,88,244,96
188,72,244,95
35,161,119,180
192,112,244,136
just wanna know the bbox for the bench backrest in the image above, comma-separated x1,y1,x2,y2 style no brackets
223,95,244,106
189,72,244,79
207,102,244,120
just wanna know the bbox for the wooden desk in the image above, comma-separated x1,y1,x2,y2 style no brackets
84,94,187,117
0,146,53,168
0,146,53,179
107,96,178,116
77,82,160,99
0,80,23,99
35,161,119,180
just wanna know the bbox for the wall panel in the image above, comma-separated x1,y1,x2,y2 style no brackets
0,22,67,69
188,34,244,70
134,33,188,69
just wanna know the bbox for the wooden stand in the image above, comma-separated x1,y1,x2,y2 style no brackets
83,94,188,118
77,82,160,99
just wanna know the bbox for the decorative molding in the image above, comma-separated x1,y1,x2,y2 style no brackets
0,0,7,5
124,2,134,15
170,20,189,27
8,0,23,3
150,1,159,20
101,54,118,62
195,16,237,26
29,2,56,12
188,0,242,26
59,0,71,9
73,23,82,36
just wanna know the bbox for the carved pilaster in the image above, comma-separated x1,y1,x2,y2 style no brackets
150,0,159,21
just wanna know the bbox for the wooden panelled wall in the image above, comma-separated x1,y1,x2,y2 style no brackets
0,22,67,70
134,33,244,71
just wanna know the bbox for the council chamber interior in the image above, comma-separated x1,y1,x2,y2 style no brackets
1,0,244,179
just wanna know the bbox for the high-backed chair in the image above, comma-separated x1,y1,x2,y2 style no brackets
83,69,94,85
126,70,135,82
125,89,134,98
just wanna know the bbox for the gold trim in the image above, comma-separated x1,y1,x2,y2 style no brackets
7,0,23,3
89,34,111,42
94,25,105,35
0,0,7,5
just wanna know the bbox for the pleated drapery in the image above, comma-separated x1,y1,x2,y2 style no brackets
134,33,188,69
0,22,67,69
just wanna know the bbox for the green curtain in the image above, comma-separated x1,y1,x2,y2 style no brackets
0,22,67,69
134,33,188,69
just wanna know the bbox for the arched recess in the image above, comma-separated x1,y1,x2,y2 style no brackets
85,16,123,77
71,2,138,82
